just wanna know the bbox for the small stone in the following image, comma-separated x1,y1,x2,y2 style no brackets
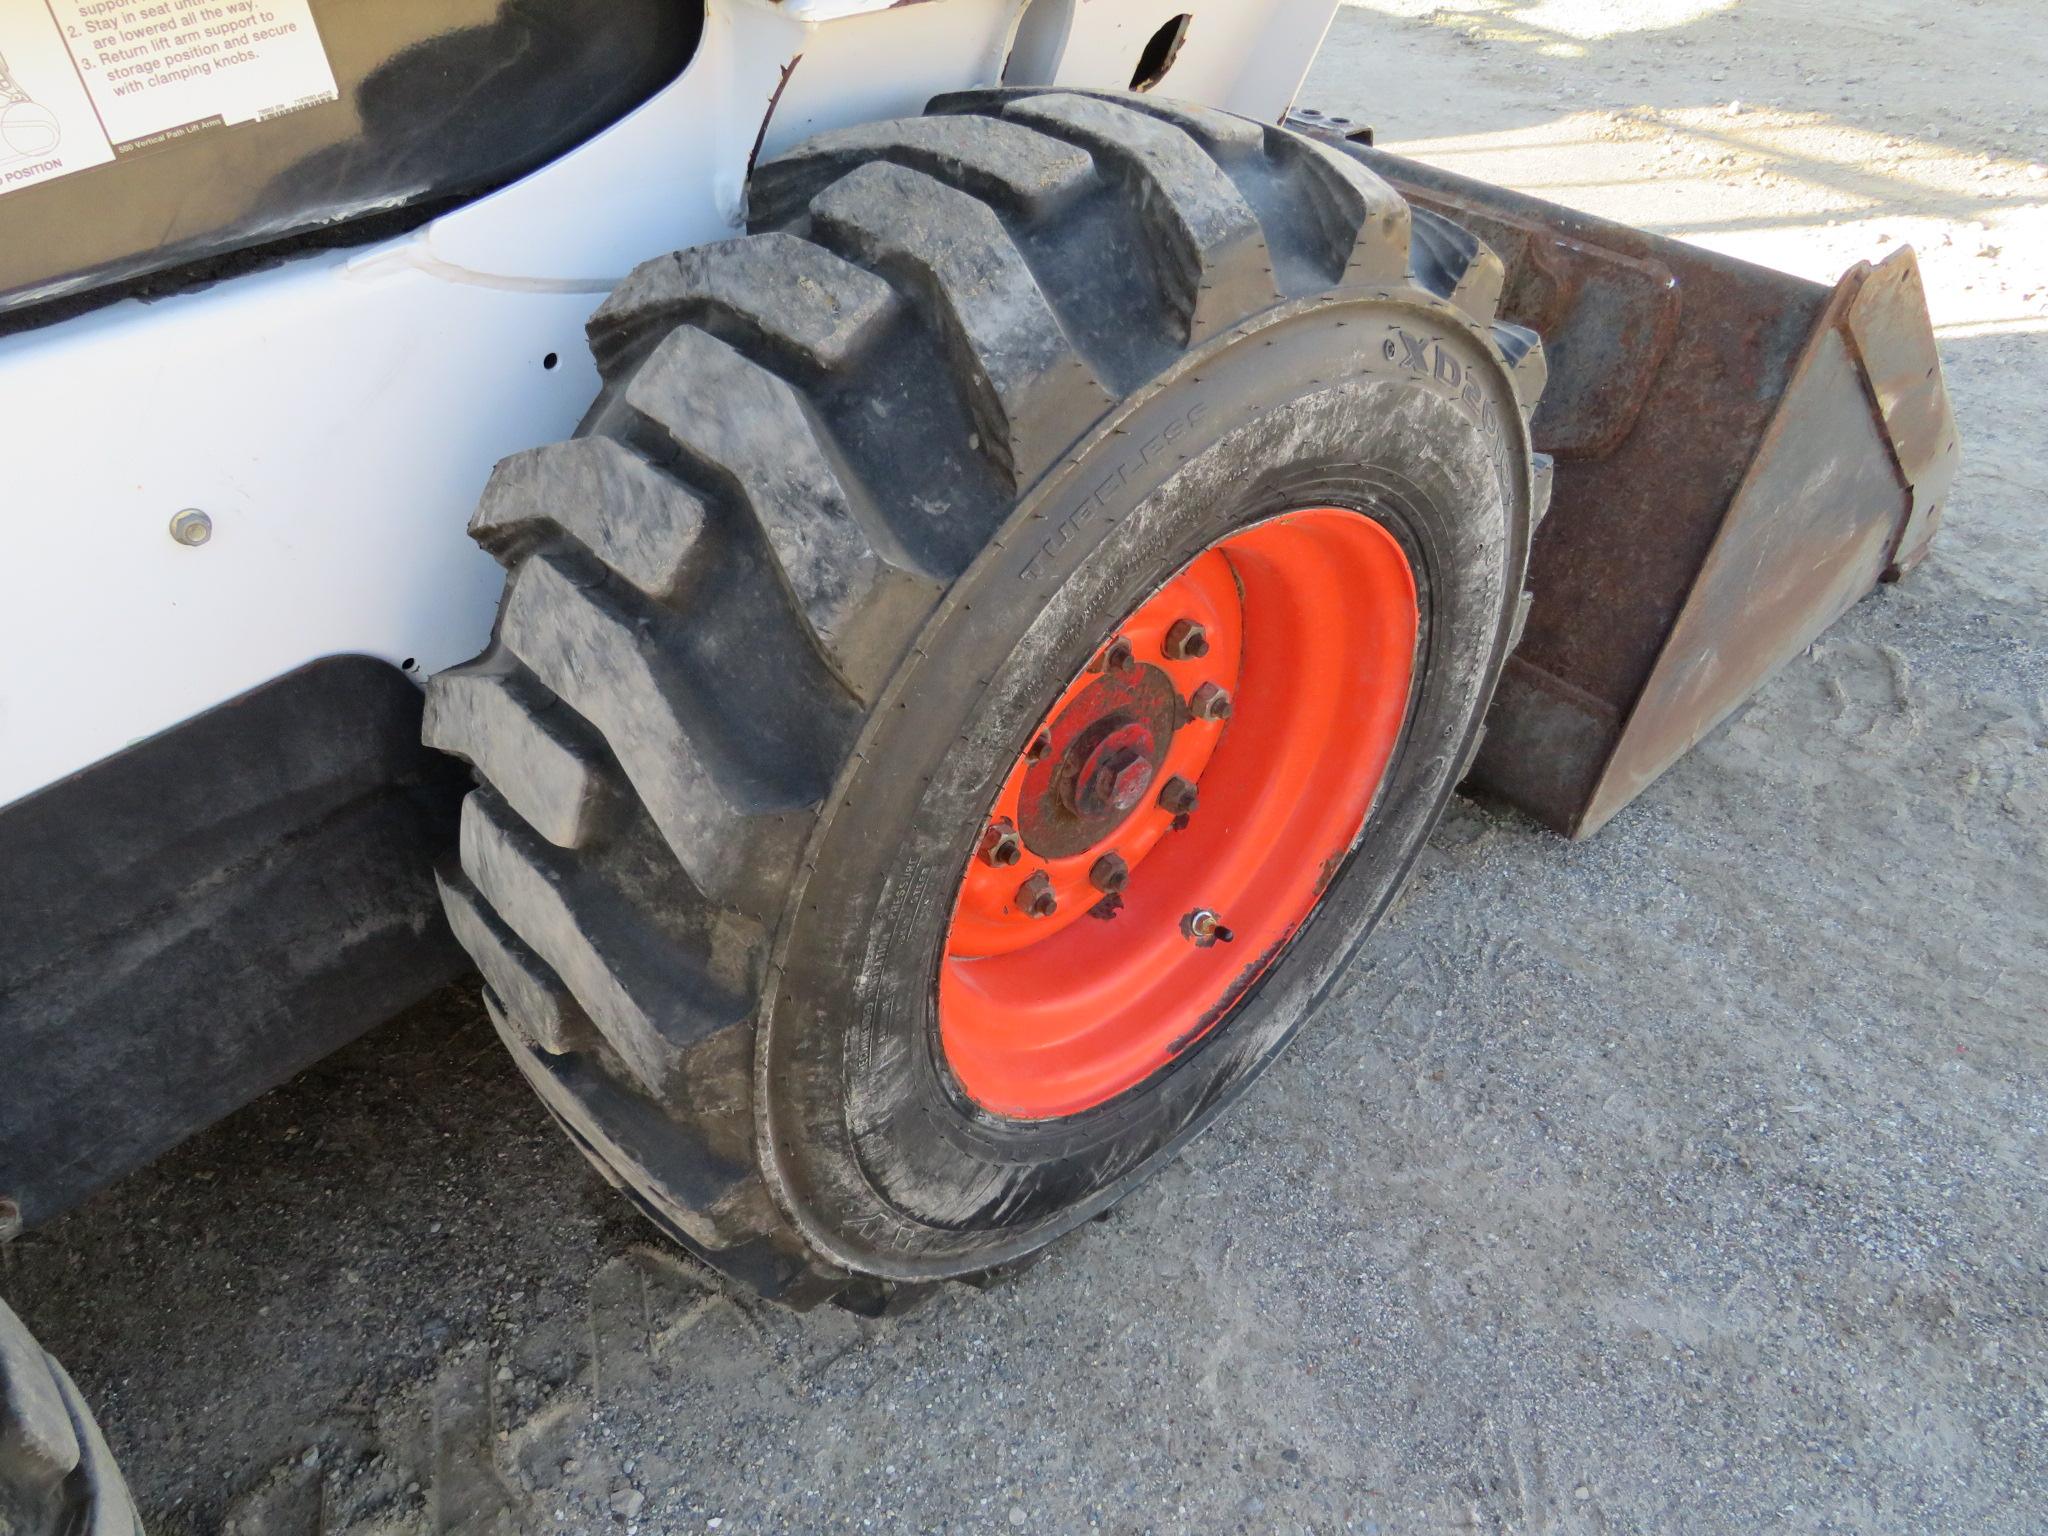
1575,1486,1591,1501
1727,100,1745,115
562,1459,582,1475
1009,1509,1027,1528
611,1488,645,1518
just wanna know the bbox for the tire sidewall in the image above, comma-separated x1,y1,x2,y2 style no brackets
759,296,1531,1278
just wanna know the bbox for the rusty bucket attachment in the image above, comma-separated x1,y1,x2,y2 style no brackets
1297,129,1959,838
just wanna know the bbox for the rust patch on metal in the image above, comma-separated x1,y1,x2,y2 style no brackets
1169,934,1292,1057
1289,126,1958,837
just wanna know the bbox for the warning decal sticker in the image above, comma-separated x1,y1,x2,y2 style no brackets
2,0,337,197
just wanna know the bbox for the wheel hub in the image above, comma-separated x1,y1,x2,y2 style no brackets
939,508,1420,1121
1014,664,1184,859
1063,723,1156,819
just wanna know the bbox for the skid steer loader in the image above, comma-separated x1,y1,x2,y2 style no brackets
0,0,1954,1521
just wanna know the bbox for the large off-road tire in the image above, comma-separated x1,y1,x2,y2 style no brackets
0,1300,141,1536
426,89,1548,1304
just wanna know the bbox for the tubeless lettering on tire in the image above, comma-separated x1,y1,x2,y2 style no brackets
1022,403,1207,581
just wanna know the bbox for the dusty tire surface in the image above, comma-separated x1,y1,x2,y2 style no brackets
425,88,1547,1302
0,1299,140,1536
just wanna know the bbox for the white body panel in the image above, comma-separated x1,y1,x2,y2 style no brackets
0,0,1337,809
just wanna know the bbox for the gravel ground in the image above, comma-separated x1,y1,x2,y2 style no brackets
5,2,2044,1532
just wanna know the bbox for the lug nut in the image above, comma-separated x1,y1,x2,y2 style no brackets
1016,870,1057,918
1163,618,1210,660
1027,732,1051,764
1157,775,1198,816
978,819,1023,867
1181,908,1235,947
1188,682,1232,722
1090,852,1129,895
1094,635,1137,674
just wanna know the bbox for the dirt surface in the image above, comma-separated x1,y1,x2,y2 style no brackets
5,2,2044,1531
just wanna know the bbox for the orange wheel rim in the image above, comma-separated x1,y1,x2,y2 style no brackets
938,508,1420,1119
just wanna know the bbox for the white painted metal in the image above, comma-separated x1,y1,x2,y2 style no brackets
1001,0,1340,122
0,0,1338,809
